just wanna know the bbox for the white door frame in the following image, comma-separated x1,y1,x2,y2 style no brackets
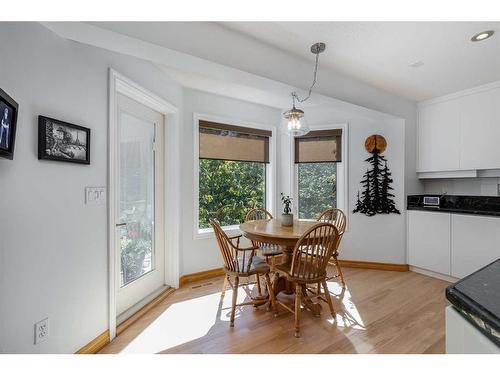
108,68,180,340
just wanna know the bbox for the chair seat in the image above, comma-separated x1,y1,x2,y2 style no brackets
258,244,282,256
227,255,270,276
274,260,325,283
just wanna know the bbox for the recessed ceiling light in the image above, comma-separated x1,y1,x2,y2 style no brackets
471,30,494,42
410,60,424,68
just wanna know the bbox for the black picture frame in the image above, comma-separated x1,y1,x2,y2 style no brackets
0,87,19,160
38,115,91,164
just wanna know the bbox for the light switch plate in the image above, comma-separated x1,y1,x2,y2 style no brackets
85,186,106,205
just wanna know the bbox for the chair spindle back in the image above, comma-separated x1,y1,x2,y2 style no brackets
245,208,273,222
316,208,346,236
290,223,339,281
245,208,273,249
210,218,254,273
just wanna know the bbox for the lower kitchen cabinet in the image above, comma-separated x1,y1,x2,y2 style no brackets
451,214,500,278
408,210,500,279
446,306,500,354
408,210,451,275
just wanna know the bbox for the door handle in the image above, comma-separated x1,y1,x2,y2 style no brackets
115,223,127,227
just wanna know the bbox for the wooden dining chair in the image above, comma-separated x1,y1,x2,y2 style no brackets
273,222,339,338
316,208,347,287
245,208,283,264
210,218,277,327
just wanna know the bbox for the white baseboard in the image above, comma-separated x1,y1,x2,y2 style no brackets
409,266,459,283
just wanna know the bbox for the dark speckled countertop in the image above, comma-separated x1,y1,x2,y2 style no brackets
446,259,500,347
408,195,500,217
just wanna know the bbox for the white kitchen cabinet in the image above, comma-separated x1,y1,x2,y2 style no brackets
446,306,500,354
459,87,500,170
451,214,500,278
408,210,451,275
417,99,460,172
417,81,500,174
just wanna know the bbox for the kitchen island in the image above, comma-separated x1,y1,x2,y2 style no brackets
445,258,500,353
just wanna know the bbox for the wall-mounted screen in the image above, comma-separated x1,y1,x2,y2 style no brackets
0,88,19,160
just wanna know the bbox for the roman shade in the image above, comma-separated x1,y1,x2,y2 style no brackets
199,120,271,163
295,129,342,163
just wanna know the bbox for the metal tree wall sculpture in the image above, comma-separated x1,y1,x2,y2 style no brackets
353,134,400,216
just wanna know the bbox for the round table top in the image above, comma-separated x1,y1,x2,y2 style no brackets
239,219,318,248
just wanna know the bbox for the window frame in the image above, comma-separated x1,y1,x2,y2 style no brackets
291,124,349,227
193,113,276,239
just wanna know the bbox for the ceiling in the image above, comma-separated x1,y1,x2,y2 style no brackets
91,22,500,101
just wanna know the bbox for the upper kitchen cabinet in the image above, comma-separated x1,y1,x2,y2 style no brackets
417,81,500,176
418,99,460,172
460,87,500,170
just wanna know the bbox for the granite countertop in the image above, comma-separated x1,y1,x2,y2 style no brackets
446,259,500,347
407,195,500,217
407,206,500,217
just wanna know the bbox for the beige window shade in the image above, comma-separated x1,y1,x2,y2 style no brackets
295,129,342,163
199,120,271,163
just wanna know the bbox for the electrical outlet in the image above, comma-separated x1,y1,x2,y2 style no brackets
34,318,49,344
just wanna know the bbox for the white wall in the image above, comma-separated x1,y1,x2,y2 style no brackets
280,106,406,264
343,118,405,263
0,22,417,354
180,88,281,275
43,22,423,202
0,23,183,353
180,90,407,273
424,177,500,196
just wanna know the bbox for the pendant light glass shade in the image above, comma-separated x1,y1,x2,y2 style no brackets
282,105,309,136
282,42,325,136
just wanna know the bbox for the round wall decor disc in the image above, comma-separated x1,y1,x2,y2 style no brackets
365,134,387,154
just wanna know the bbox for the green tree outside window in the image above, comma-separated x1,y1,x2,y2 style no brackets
199,159,266,228
298,162,337,219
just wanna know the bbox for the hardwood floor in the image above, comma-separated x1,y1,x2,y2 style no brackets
99,267,450,354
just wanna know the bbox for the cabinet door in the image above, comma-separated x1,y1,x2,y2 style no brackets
418,100,460,172
459,88,500,170
451,214,500,278
408,211,451,274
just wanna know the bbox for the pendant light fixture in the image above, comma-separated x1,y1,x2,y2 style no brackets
282,42,326,136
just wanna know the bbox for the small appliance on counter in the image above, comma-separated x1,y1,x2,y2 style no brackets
423,196,440,207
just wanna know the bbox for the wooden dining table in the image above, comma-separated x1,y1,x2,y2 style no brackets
239,218,323,315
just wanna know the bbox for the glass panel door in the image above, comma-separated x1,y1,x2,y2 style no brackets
119,112,155,286
116,94,165,318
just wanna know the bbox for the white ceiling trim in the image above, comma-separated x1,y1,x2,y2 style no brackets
418,79,500,107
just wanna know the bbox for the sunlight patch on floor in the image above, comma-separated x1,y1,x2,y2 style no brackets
118,280,365,353
326,281,366,330
119,283,257,353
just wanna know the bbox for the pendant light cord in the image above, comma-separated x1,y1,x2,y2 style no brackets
292,51,320,104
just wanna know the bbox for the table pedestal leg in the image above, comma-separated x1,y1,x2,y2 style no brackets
273,246,294,295
272,246,322,316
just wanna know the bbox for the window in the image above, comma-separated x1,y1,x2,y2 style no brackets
197,120,272,231
295,129,343,219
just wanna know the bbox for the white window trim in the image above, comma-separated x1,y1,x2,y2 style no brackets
290,123,349,230
193,113,277,239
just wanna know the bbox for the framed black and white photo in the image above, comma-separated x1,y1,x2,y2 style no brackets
0,87,19,160
38,116,90,164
